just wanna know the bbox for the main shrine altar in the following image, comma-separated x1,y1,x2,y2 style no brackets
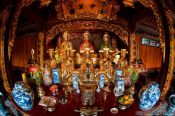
11,30,148,116
6,0,167,115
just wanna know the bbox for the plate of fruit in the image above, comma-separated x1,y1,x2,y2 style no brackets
118,94,134,108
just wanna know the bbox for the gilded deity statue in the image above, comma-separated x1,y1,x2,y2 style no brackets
79,31,94,51
100,33,112,50
99,52,113,84
118,49,128,68
60,31,73,54
61,50,74,85
47,49,57,68
59,31,74,85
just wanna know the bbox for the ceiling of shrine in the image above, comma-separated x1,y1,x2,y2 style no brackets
54,0,120,21
16,1,155,35
1,0,174,39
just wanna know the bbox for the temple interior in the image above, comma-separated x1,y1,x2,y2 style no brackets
0,0,175,116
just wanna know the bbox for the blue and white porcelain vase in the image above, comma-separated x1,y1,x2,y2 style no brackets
12,81,34,111
165,94,175,115
139,82,161,110
43,67,52,86
0,92,8,116
99,74,105,88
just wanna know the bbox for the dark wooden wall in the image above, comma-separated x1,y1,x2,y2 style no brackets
11,33,38,68
137,36,162,69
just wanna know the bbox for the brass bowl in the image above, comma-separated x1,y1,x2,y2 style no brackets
118,100,134,110
44,106,55,112
118,104,127,110
110,108,118,114
118,95,134,110
44,97,58,112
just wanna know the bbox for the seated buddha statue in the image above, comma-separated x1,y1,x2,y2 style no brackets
100,33,112,50
79,31,94,52
60,31,73,52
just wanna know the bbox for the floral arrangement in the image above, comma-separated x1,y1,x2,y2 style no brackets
127,58,145,83
29,65,42,85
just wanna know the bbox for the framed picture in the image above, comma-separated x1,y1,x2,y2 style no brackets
150,39,156,47
52,68,60,84
141,37,149,45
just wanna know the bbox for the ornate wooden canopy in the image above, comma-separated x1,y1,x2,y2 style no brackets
46,21,129,45
55,0,120,21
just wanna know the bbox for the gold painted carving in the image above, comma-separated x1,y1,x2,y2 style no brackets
0,7,12,96
55,0,119,21
46,21,129,45
129,33,136,63
38,32,45,67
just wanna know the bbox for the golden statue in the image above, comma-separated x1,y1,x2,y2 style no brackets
99,37,113,79
99,51,113,84
99,33,114,61
47,49,57,68
118,49,128,68
79,31,94,52
44,30,134,98
58,31,75,85
100,33,112,50
61,50,74,85
79,48,94,76
60,31,73,51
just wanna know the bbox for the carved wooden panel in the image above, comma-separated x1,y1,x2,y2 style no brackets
46,21,129,46
0,7,11,96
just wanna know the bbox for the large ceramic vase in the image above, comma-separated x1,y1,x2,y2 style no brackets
165,94,175,115
12,81,34,111
0,93,8,116
139,82,161,110
0,100,8,116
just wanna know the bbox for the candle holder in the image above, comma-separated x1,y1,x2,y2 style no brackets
37,84,45,98
59,96,68,105
27,49,45,98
